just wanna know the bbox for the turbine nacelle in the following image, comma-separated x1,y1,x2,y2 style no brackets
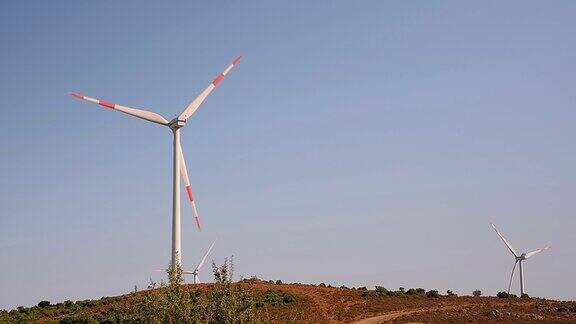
517,254,527,261
169,119,187,130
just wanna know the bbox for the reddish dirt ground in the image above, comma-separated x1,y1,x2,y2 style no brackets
247,282,576,323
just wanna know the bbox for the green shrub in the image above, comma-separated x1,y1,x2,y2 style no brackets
260,290,284,306
406,288,426,295
496,291,517,298
426,290,440,298
38,300,51,308
282,292,297,304
446,290,457,297
59,314,98,324
275,279,282,285
375,286,388,295
472,290,482,297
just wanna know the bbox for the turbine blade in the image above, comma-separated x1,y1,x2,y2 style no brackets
182,270,195,275
195,240,216,272
508,260,517,294
178,144,202,230
525,245,550,259
178,55,241,121
70,92,169,125
491,223,518,257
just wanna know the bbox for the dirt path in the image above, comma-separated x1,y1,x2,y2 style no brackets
352,303,470,324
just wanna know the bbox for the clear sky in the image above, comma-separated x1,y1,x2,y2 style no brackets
0,1,575,309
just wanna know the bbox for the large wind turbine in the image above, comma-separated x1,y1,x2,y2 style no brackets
491,223,550,295
70,56,241,269
184,240,216,284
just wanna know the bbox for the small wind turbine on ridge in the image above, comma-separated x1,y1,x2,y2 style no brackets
491,223,550,295
184,240,216,284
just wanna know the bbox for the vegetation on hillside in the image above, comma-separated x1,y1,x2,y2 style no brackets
4,266,575,323
0,258,296,324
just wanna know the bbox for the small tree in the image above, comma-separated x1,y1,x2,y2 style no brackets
275,279,282,285
426,290,440,298
446,290,457,297
375,286,388,295
37,301,50,308
496,291,516,298
472,290,482,297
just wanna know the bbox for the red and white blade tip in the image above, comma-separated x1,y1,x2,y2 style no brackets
70,92,84,99
232,55,242,65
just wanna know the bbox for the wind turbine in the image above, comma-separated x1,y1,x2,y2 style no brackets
184,240,216,284
70,56,241,270
491,223,550,295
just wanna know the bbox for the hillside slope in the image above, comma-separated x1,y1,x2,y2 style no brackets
2,281,576,323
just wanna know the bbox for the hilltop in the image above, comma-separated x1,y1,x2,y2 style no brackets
2,279,576,323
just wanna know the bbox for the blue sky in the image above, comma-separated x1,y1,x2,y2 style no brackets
1,1,575,309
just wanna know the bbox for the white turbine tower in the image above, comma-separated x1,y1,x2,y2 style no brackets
491,223,550,295
184,240,216,284
70,56,241,270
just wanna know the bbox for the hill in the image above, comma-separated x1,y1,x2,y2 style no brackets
2,279,576,323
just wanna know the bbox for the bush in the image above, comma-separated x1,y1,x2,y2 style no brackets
268,280,274,284
275,279,282,285
76,300,95,308
521,293,530,298
282,292,297,304
260,290,284,306
472,290,482,297
59,314,98,324
446,290,457,297
257,290,297,307
375,286,388,295
37,301,51,308
319,283,326,287
426,290,440,298
406,288,426,295
496,291,517,298
399,287,405,293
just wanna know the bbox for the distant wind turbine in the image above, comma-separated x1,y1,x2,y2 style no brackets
184,240,216,284
491,223,550,295
70,56,241,269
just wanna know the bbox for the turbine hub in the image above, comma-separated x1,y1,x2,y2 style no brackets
169,119,186,130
